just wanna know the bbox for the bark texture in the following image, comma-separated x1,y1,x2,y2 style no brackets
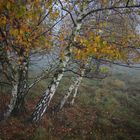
30,57,69,122
70,77,82,106
3,83,18,119
30,21,82,123
11,60,28,115
56,75,82,111
56,65,85,111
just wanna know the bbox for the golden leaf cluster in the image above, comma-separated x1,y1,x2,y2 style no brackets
73,33,121,60
0,0,57,56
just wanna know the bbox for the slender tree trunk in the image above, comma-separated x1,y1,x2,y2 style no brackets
55,65,85,111
55,75,82,111
3,82,18,120
30,56,69,122
70,76,82,106
11,59,29,115
70,60,90,106
30,21,82,123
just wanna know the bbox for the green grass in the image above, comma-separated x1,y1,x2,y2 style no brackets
72,73,140,140
29,72,140,140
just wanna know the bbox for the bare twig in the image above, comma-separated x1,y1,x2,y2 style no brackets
58,0,76,26
82,4,140,20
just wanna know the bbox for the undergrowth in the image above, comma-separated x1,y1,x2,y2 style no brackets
0,72,140,140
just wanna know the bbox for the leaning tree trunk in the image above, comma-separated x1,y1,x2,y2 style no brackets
55,65,85,111
70,76,82,106
30,56,69,122
30,21,82,123
56,75,83,112
11,58,29,115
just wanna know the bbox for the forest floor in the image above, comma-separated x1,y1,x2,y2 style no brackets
0,72,140,140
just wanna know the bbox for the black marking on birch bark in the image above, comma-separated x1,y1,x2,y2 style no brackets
12,60,29,115
30,76,61,122
31,94,51,122
30,17,82,122
2,83,18,120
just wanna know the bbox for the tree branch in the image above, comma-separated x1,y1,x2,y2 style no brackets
58,0,76,26
34,13,68,40
92,57,140,69
82,4,140,20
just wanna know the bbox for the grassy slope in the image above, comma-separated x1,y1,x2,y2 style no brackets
0,67,140,140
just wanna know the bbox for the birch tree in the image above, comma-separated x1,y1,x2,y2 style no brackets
55,62,87,112
0,0,58,118
30,11,83,123
1,0,139,122
30,0,140,123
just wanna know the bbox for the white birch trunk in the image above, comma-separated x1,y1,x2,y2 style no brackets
3,83,18,119
70,61,89,106
30,21,82,123
57,76,82,111
70,77,82,106
55,65,86,111
30,55,69,122
12,60,29,115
